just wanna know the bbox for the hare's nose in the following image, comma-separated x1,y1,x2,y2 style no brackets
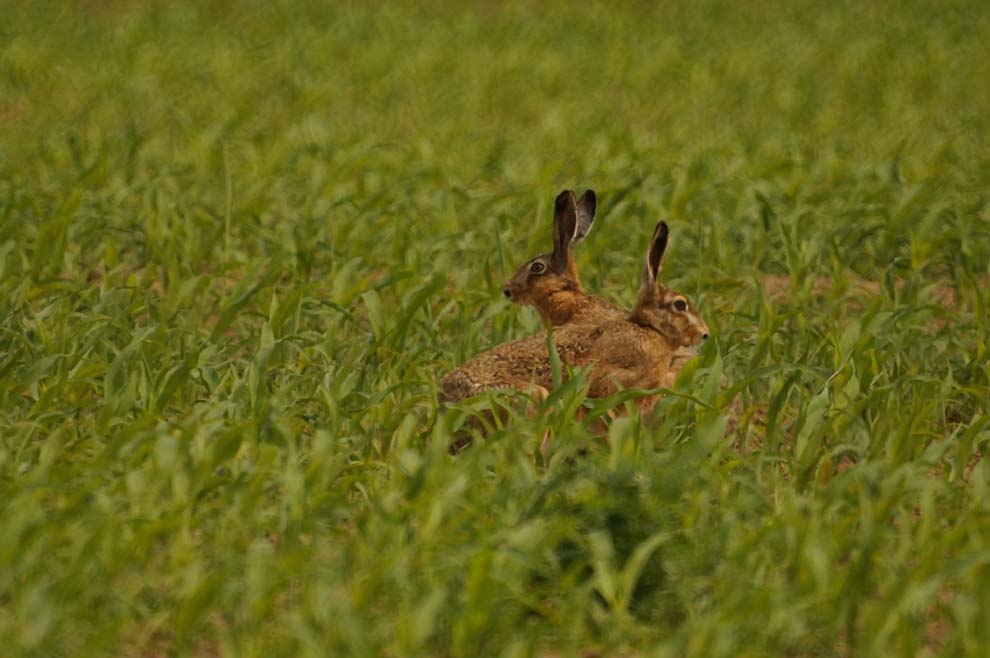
502,286,512,299
701,332,709,341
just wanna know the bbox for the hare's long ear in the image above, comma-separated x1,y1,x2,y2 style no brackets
574,190,597,242
550,189,578,272
639,220,669,295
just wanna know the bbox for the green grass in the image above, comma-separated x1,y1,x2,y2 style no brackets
2,1,990,656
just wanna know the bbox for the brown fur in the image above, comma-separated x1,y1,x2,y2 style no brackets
502,189,625,327
441,221,709,405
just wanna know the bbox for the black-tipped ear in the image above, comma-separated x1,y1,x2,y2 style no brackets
640,220,669,291
551,189,578,272
574,190,597,242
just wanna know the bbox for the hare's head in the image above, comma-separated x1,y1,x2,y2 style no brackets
629,221,709,349
502,189,596,308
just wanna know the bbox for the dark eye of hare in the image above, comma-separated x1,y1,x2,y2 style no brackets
673,299,688,312
529,262,546,274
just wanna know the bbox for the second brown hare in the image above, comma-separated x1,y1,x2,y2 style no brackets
441,220,709,406
502,189,625,327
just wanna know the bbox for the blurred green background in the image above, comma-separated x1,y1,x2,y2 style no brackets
1,1,989,656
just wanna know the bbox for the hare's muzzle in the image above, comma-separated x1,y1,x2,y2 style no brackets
502,285,513,299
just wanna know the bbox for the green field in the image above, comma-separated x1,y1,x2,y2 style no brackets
2,1,989,656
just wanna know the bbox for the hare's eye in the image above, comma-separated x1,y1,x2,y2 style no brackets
529,262,546,274
673,299,688,312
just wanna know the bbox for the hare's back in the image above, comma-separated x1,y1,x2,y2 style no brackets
439,333,554,402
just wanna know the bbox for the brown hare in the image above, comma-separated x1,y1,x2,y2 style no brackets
502,189,625,327
441,220,709,407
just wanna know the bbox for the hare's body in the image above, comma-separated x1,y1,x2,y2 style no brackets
440,317,697,404
439,320,686,403
441,220,708,405
503,190,625,327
